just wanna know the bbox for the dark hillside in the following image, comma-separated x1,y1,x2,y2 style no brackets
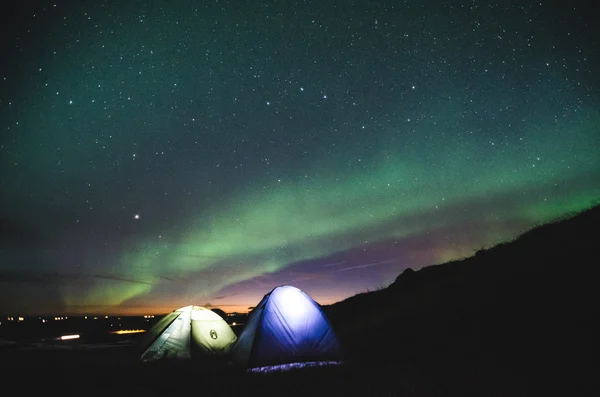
1,205,597,396
326,204,600,395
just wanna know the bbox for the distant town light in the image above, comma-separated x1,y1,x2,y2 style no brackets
111,329,147,335
60,334,80,340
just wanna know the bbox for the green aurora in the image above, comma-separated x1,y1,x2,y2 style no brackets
1,1,599,314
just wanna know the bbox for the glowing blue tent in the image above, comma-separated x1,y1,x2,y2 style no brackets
233,285,343,369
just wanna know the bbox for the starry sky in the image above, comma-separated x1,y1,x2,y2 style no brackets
1,0,599,316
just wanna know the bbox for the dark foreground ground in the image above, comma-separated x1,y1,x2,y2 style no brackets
1,343,595,397
0,346,436,397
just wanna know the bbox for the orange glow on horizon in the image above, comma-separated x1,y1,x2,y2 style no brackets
61,304,254,317
29,292,344,317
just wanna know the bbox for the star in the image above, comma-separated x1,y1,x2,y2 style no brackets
0,0,597,317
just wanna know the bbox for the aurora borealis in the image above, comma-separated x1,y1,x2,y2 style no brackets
1,1,599,315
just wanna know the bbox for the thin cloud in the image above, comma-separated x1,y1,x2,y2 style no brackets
0,270,152,285
158,275,189,282
249,275,275,286
322,261,347,267
212,293,239,300
91,274,153,285
335,259,397,272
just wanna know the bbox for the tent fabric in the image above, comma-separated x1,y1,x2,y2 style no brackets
136,311,180,354
232,300,265,365
191,308,238,354
233,285,343,368
139,305,237,363
144,306,193,361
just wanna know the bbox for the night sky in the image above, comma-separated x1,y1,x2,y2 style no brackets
1,0,599,315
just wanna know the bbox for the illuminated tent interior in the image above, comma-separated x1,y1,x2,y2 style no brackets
138,305,237,363
233,285,343,369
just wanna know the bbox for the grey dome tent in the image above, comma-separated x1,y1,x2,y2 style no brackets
138,305,237,363
233,285,343,369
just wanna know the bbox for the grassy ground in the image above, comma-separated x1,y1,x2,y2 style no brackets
0,347,434,397
0,345,571,397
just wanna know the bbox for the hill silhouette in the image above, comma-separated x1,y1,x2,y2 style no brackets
325,204,600,395
0,205,598,396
